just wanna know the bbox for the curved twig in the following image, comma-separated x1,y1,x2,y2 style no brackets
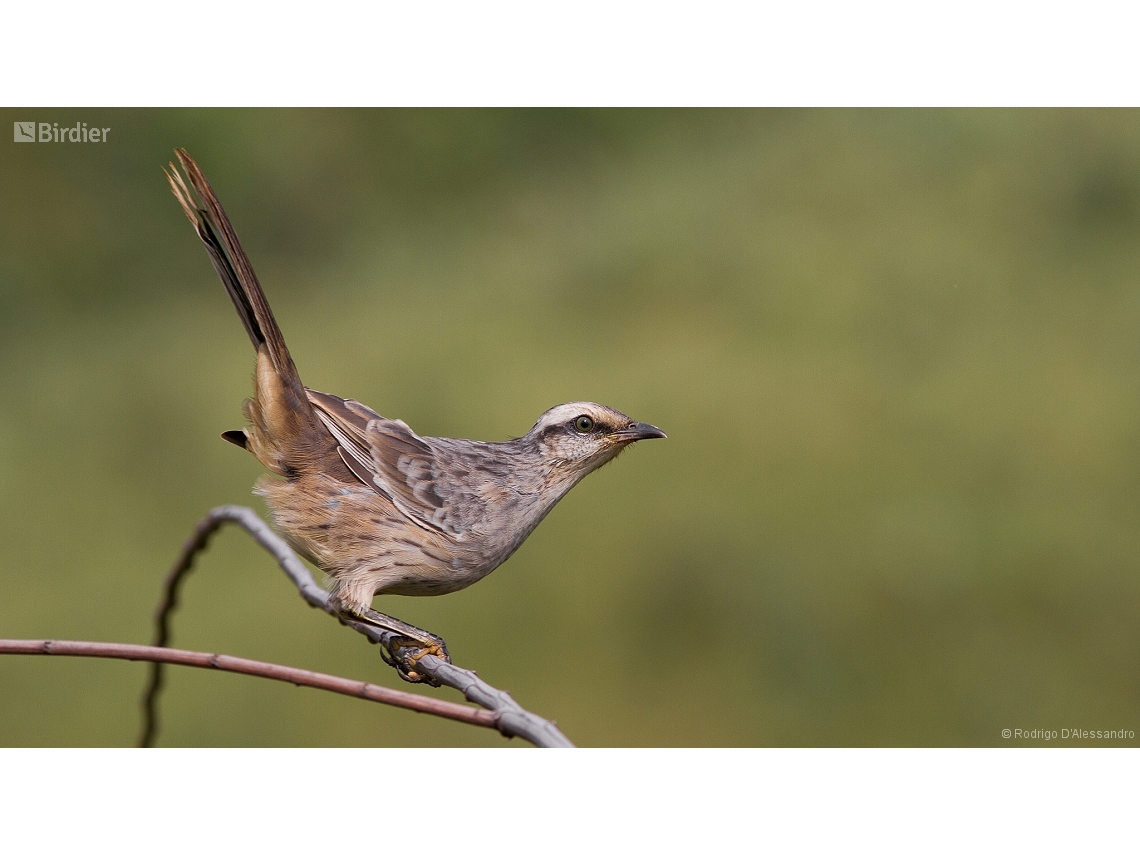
2,638,496,728
142,505,573,748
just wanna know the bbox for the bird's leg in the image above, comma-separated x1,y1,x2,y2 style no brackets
330,598,451,684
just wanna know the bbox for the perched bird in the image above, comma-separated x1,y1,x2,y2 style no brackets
166,149,665,681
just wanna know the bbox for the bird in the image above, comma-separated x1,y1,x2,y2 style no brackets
166,148,665,682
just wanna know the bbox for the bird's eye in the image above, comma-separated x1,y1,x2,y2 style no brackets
574,415,594,433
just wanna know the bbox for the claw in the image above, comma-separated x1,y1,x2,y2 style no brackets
384,635,450,685
330,597,450,684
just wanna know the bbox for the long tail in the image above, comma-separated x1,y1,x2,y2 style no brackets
166,148,323,474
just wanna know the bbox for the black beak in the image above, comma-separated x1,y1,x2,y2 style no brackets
617,422,667,441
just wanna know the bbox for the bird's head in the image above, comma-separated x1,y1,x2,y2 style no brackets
528,402,666,475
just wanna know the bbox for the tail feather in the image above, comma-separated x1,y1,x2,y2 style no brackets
166,149,300,385
168,149,326,475
165,161,263,351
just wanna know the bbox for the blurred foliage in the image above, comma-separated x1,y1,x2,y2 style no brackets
1,109,1139,746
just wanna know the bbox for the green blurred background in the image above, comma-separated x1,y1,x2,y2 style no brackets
1,109,1138,746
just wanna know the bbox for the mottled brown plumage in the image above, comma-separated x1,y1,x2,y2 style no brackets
167,149,665,680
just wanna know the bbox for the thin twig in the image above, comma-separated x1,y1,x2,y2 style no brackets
2,639,496,728
142,505,574,748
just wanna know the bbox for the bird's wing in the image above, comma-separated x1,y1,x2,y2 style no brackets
307,389,505,540
306,389,388,487
363,418,473,538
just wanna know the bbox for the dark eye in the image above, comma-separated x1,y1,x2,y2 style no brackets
573,415,594,433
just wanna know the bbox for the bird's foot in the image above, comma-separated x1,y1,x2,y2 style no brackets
333,599,451,685
379,633,451,685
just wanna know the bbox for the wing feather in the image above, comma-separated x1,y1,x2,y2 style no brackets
306,388,520,542
307,389,381,479
366,419,461,536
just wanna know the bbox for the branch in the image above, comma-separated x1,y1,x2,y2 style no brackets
1,639,496,728
142,505,573,748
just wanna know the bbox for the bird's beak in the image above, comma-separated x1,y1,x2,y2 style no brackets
616,422,667,441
